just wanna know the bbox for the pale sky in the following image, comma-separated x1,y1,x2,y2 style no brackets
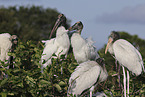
0,0,145,49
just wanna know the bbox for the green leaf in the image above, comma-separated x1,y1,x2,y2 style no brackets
17,82,24,88
13,69,20,73
0,92,7,97
40,79,51,85
54,84,62,92
60,54,65,59
8,93,14,96
26,76,36,85
0,68,5,71
58,81,66,86
39,79,51,88
0,78,8,86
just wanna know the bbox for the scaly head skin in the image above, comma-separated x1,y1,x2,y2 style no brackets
49,14,66,39
110,31,120,42
105,31,120,54
10,35,18,45
69,21,83,34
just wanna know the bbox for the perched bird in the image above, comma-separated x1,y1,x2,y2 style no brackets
0,33,18,80
0,33,18,62
69,21,99,63
105,31,144,97
41,14,70,69
68,59,108,97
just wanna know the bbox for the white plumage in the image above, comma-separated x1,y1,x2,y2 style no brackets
0,33,13,61
109,39,144,75
41,14,70,69
68,60,108,96
41,26,70,68
41,38,57,67
105,32,144,76
105,31,144,97
70,21,99,63
0,33,18,80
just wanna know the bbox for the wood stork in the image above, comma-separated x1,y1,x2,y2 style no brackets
69,21,99,63
41,14,70,70
0,33,18,62
0,33,18,79
105,31,144,97
67,59,108,97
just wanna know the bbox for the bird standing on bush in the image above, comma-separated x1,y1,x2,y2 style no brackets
105,31,144,97
0,33,18,62
0,33,18,79
69,21,99,63
41,14,70,70
67,59,108,97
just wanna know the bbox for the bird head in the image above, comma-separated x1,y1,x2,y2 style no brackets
10,35,18,45
110,31,120,42
105,31,120,54
96,58,105,66
49,14,66,39
68,21,83,34
56,14,66,27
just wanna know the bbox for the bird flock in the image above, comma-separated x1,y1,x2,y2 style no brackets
0,14,144,97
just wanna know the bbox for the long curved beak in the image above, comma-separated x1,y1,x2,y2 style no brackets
68,21,83,35
68,21,81,31
49,14,63,39
105,37,113,54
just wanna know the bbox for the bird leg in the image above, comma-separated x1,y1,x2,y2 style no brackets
115,59,118,73
122,66,126,97
127,70,129,97
118,64,123,93
115,60,122,93
89,86,94,97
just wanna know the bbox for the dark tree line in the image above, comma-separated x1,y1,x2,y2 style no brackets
0,6,145,96
0,6,71,42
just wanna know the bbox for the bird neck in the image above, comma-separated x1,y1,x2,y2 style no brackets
103,63,107,73
56,26,67,36
11,44,17,52
78,29,82,34
108,42,114,55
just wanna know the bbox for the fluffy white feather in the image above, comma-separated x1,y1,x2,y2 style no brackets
71,33,99,63
41,26,70,68
68,61,108,96
0,33,12,61
112,39,144,75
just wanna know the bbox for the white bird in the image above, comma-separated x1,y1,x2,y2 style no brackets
41,14,70,69
0,33,18,62
69,21,99,63
0,33,18,80
68,59,108,97
105,31,144,97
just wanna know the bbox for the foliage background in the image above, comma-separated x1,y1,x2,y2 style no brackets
0,6,145,97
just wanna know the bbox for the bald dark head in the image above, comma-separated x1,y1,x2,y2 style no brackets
96,58,105,66
110,31,120,42
10,35,18,45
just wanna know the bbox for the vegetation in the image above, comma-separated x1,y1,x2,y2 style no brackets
0,6,71,42
0,6,145,96
99,32,145,96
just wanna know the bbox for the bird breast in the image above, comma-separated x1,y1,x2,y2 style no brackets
0,33,12,50
71,33,86,51
56,33,70,48
56,26,68,36
113,39,143,75
108,43,114,55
